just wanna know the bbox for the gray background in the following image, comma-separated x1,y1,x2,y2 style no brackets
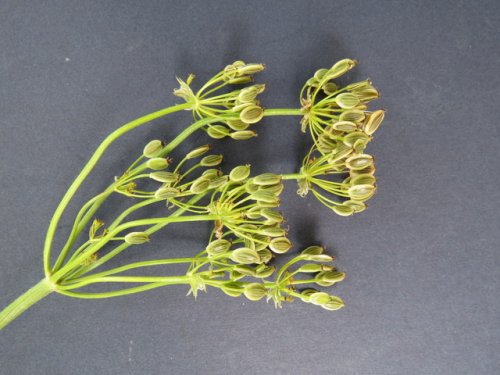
0,1,499,374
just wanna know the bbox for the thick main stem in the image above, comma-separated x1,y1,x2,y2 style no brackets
0,279,53,331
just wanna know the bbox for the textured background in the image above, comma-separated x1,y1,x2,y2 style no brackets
1,1,499,374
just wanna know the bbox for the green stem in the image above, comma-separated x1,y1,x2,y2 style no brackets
263,108,303,117
0,279,53,330
280,173,305,180
44,102,191,277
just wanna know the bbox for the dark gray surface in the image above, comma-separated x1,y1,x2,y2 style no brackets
1,1,499,374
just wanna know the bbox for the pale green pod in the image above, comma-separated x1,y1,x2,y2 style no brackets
234,265,257,277
255,265,275,278
245,206,262,220
185,144,211,159
225,76,253,84
230,130,257,140
149,171,178,183
332,204,354,217
343,131,370,147
236,63,265,75
190,178,211,194
345,154,374,170
301,246,324,256
245,182,259,194
363,109,385,135
243,283,267,301
226,119,250,131
251,234,271,251
202,168,222,179
325,59,356,80
240,105,264,124
329,144,353,163
300,288,318,303
335,93,360,109
297,264,324,273
348,184,376,201
306,77,319,87
143,140,164,158
353,138,367,153
355,88,380,103
229,270,245,281
207,125,230,139
124,232,150,245
322,82,339,95
349,164,376,176
315,271,346,287
308,292,331,306
200,154,223,167
257,249,273,263
230,247,261,264
256,200,280,208
339,109,366,123
260,208,283,224
343,200,367,213
229,165,251,182
146,157,170,170
302,254,334,262
259,183,284,196
259,225,286,237
332,121,357,132
351,174,376,186
269,237,292,254
250,190,279,203
220,282,244,297
155,186,180,199
209,176,228,189
322,296,345,311
205,239,231,256
253,173,282,186
314,68,329,81
232,102,254,113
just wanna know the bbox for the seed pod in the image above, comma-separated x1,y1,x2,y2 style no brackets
245,206,262,220
301,246,324,256
308,292,331,306
343,131,370,147
259,182,284,196
250,190,279,203
236,63,265,75
332,121,357,132
243,283,267,301
155,186,180,199
259,225,286,237
229,165,251,182
328,144,353,163
202,168,222,178
363,109,385,135
336,93,360,109
226,119,250,131
234,265,257,277
315,271,346,287
353,139,367,153
269,237,292,254
322,82,338,95
351,174,376,186
302,254,334,262
345,154,374,170
229,270,244,281
325,59,357,80
206,239,231,256
230,130,257,140
339,109,366,123
322,296,345,311
240,105,264,124
221,282,244,297
185,144,211,159
200,154,223,167
300,288,318,302
124,232,150,245
209,175,228,189
143,140,164,158
343,200,367,213
297,264,323,273
306,77,319,87
260,208,283,224
249,234,270,251
255,265,275,278
147,157,170,170
253,173,282,186
149,171,178,183
332,204,354,217
257,249,273,263
230,247,261,264
207,125,230,139
225,76,253,84
190,178,211,194
348,184,376,201
350,164,376,177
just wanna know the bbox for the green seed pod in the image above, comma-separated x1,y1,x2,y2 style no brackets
185,144,211,159
325,59,357,80
314,68,329,81
229,165,251,182
236,63,265,75
322,82,339,95
155,186,180,199
221,282,244,297
308,292,331,306
205,239,231,256
363,109,385,135
259,225,286,238
124,232,150,245
230,247,261,264
202,168,222,179
253,173,282,186
225,76,253,84
343,200,367,213
259,182,284,196
230,130,258,140
243,283,267,301
200,154,223,167
269,237,292,254
257,249,273,264
255,265,275,278
315,271,346,287
143,140,164,158
244,206,262,220
149,171,178,183
345,154,374,170
232,102,254,113
322,296,345,311
339,109,366,123
353,139,367,153
328,144,353,163
350,164,376,177
229,270,245,281
332,204,354,217
260,208,283,224
245,182,259,194
249,234,270,251
146,157,170,170
190,177,211,194
240,105,264,124
256,200,280,208
343,131,370,147
300,288,319,302
207,125,230,139
336,92,360,109
332,121,357,132
209,175,228,189
297,264,324,273
306,77,319,87
234,265,257,277
302,254,334,262
250,190,279,203
226,119,250,131
301,246,324,256
348,184,376,201
351,174,376,186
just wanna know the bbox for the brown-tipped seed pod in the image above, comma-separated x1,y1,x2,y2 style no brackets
185,144,211,159
143,140,164,158
124,232,150,245
269,237,292,254
146,157,170,170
